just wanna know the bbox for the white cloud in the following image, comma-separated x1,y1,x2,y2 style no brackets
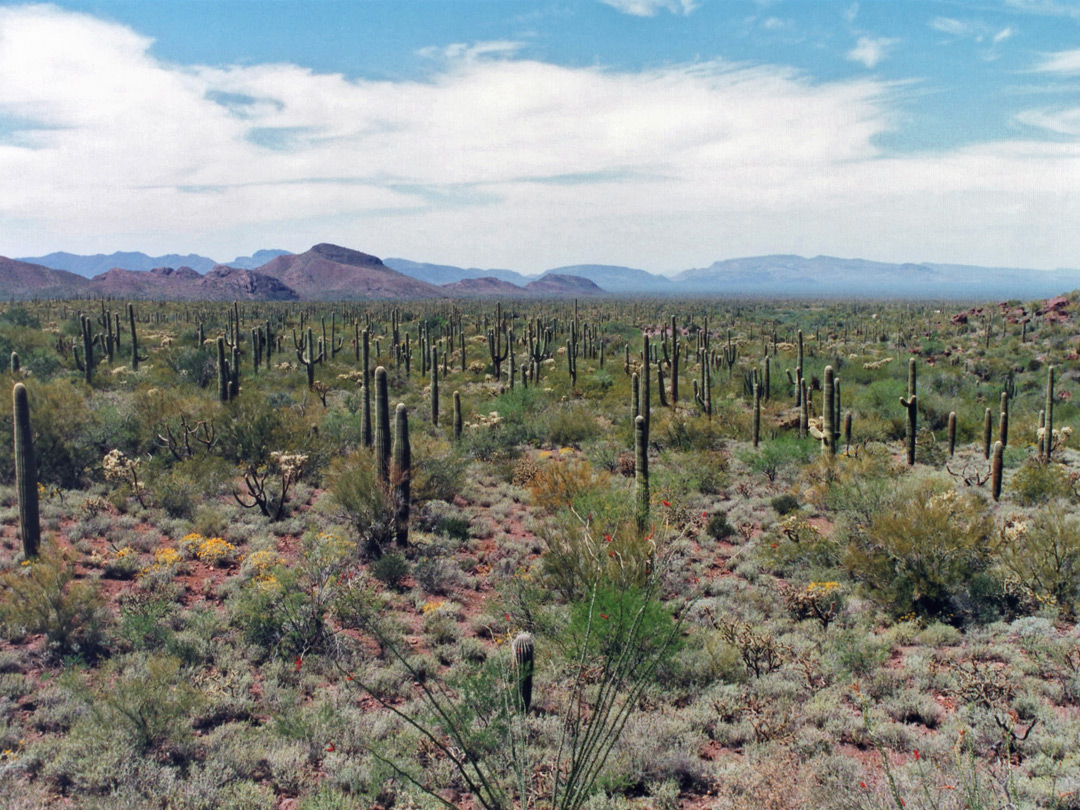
846,36,897,69
994,27,1014,43
1032,48,1080,73
2,5,1080,272
930,17,971,36
598,0,698,16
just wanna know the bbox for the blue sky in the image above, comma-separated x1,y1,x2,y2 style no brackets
2,0,1080,272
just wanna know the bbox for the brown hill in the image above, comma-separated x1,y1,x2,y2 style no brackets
440,277,527,297
89,267,177,298
0,256,89,298
86,265,297,301
256,244,445,300
195,266,298,301
523,273,605,296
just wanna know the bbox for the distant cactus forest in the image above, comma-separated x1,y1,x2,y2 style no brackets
2,293,1080,809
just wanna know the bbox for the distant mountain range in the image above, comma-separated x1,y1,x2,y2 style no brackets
5,245,1080,300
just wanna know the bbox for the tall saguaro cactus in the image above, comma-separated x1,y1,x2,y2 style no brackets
374,366,391,484
991,441,1004,502
361,329,372,448
392,403,411,547
1044,365,1055,462
430,346,439,426
635,415,649,532
13,383,40,558
899,358,917,466
822,365,836,457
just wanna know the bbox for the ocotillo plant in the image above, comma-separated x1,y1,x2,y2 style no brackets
13,383,40,558
512,632,535,714
392,403,411,547
991,440,1004,502
374,366,391,484
948,412,957,457
635,414,649,532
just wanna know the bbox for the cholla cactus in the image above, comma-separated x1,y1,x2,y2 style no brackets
103,448,147,507
269,451,307,484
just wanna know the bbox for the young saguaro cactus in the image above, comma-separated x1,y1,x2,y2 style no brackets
392,403,411,547
453,390,463,440
10,351,19,374
991,440,1004,502
635,414,649,533
13,383,40,558
948,411,957,457
374,366,391,484
899,358,917,466
512,632,535,714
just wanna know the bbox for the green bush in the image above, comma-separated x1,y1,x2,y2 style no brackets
1010,458,1074,506
770,494,800,515
1000,507,1080,617
371,552,409,590
707,512,735,541
738,436,816,483
326,450,395,556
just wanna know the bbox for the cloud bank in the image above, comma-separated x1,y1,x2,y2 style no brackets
1,4,1080,272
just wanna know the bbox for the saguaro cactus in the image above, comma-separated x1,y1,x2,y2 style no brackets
983,408,993,460
822,365,836,457
392,403,411,547
635,415,649,532
374,366,390,483
991,440,1004,502
217,337,230,402
948,411,957,457
13,383,40,558
453,391,463,440
752,382,761,449
999,391,1009,449
362,329,372,448
128,303,147,370
512,632,535,714
1044,365,1055,462
430,346,439,426
899,359,917,466
10,351,19,374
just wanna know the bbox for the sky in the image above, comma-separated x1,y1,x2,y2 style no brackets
3,1,1080,274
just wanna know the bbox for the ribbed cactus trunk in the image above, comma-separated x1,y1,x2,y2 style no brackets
13,383,40,558
983,408,993,460
641,332,650,439
128,303,140,370
991,441,1004,502
999,391,1009,449
1044,365,1055,462
632,372,640,421
635,415,649,533
843,412,853,454
948,412,957,457
670,315,679,406
81,315,94,385
430,346,439,426
392,403,411,547
361,330,372,448
822,365,836,457
799,380,809,439
512,632,535,714
374,366,390,484
217,337,229,402
453,391,462,440
752,382,761,449
10,352,19,374
900,359,917,466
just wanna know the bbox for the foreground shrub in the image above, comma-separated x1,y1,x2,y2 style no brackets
1000,507,1080,618
844,481,999,622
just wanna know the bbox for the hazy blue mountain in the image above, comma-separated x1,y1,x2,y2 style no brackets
674,255,1080,298
385,257,535,286
18,250,217,277
228,249,293,269
540,264,670,293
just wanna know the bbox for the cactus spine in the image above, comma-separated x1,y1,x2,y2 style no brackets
635,414,649,532
13,383,40,558
512,632,535,714
392,403,411,547
991,440,1004,502
374,366,390,484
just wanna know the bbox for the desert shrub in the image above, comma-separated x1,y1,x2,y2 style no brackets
326,450,395,556
1010,458,1075,505
149,456,233,519
770,494,800,515
371,552,409,590
218,396,291,466
528,457,612,515
0,550,106,659
542,401,601,446
411,437,465,503
462,424,523,464
707,511,735,541
738,436,816,483
844,480,1000,622
760,514,843,575
79,654,203,755
540,515,654,601
658,414,726,452
1000,507,1080,617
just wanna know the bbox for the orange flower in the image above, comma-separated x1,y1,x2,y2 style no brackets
294,656,303,672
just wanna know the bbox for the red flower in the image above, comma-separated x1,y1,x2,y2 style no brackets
604,534,612,543
914,750,920,760
600,614,609,620
702,512,708,518
505,613,511,622
860,782,867,790
346,673,354,681
661,500,672,507
294,656,303,672
326,743,335,752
